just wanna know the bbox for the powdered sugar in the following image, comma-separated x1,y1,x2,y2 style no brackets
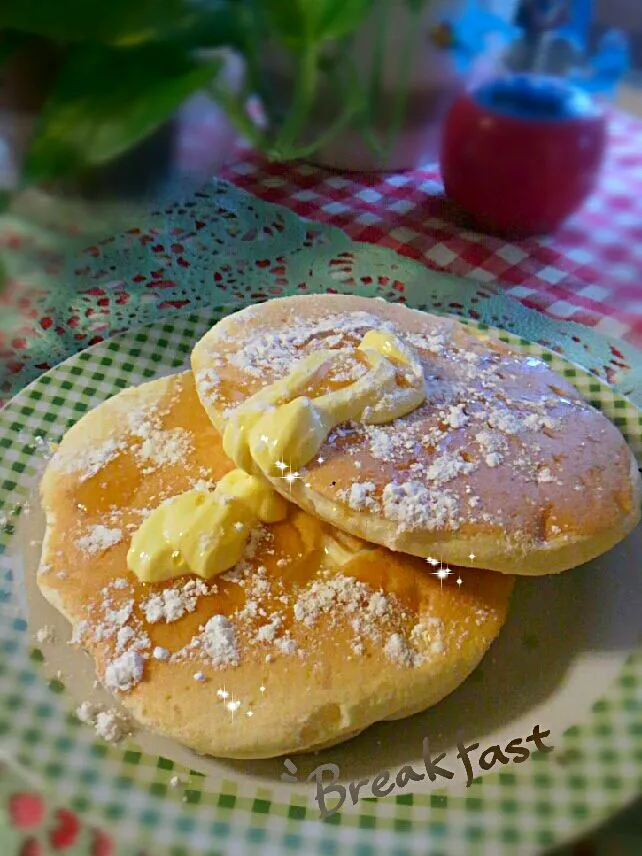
104,651,144,692
410,617,445,656
103,600,134,631
256,613,283,643
115,626,136,653
275,636,298,655
125,400,193,474
200,615,239,667
293,574,396,655
488,408,561,437
76,702,132,743
141,579,211,624
475,429,507,454
77,524,122,555
424,452,476,484
405,331,449,355
339,481,380,512
52,437,125,482
36,625,55,644
76,701,101,724
95,710,131,743
153,646,170,661
225,311,389,380
443,404,469,429
71,619,89,644
382,481,460,532
487,409,524,435
384,632,423,668
363,425,420,461
142,590,187,625
537,466,555,484
195,367,221,403
136,427,192,473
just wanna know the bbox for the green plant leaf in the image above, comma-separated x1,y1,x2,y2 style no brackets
22,44,221,183
0,0,242,47
264,0,374,49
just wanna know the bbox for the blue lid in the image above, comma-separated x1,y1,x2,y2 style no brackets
474,74,601,121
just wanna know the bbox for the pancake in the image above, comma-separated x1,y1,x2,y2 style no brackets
37,371,514,759
191,294,641,576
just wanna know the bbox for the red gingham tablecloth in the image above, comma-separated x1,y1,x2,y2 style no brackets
220,109,642,347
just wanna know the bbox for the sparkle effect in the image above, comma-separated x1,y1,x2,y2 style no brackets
226,699,241,715
433,565,452,588
427,554,462,589
272,457,303,495
216,685,248,719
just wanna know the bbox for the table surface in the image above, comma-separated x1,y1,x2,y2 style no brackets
1,105,641,856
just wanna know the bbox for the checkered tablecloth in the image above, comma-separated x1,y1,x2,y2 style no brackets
221,109,642,346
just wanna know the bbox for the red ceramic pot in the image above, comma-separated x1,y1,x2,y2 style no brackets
440,75,607,237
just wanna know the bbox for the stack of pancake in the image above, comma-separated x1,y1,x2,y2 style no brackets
37,295,641,759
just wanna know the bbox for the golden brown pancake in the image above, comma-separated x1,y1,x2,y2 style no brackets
191,294,641,576
38,372,513,758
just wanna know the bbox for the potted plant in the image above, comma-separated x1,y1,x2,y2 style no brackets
1,0,522,191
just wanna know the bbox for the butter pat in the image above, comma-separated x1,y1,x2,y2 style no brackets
127,472,287,583
223,330,427,476
128,330,426,584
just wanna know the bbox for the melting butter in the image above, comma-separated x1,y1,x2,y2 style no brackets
127,471,287,582
223,329,426,476
322,530,374,567
290,509,374,567
127,330,425,583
